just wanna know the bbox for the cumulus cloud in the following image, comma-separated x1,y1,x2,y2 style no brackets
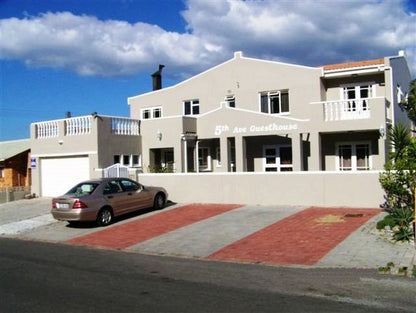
0,0,415,77
0,11,215,77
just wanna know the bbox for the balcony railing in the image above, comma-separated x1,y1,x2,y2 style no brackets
111,117,140,135
323,99,371,121
33,115,140,139
66,116,92,136
35,121,59,139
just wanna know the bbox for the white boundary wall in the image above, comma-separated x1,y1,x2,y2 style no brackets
138,171,385,208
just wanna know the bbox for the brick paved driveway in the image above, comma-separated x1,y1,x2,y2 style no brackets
66,204,380,266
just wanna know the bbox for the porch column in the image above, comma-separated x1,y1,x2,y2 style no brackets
378,136,387,168
235,136,247,172
182,137,188,173
220,137,229,172
309,132,321,171
291,133,303,172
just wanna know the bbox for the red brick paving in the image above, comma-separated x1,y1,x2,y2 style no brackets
66,204,242,249
207,207,380,266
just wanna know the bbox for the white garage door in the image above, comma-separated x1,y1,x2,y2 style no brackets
41,157,90,197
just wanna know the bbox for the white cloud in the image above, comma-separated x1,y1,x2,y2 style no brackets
0,0,415,78
0,11,215,77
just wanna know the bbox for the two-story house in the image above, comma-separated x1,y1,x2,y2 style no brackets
30,51,412,206
128,51,411,175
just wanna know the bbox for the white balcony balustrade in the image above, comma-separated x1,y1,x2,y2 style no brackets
65,116,92,136
322,99,371,121
35,121,59,139
111,117,140,135
33,115,140,139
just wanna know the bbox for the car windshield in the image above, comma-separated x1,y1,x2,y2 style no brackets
66,183,99,196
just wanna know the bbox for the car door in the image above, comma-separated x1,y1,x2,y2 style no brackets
103,180,131,216
119,179,153,212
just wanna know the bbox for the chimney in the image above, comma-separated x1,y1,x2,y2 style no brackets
152,64,165,91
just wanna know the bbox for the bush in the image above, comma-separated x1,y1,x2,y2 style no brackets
376,215,396,230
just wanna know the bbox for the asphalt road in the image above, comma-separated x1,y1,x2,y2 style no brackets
1,238,414,313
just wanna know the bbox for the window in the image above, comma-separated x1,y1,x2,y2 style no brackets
337,142,371,171
263,145,292,172
123,155,130,166
216,147,221,167
198,147,211,171
132,155,141,167
184,99,200,116
141,107,162,119
114,155,141,167
119,179,141,192
225,95,235,108
342,84,374,112
103,180,123,195
0,168,4,178
67,183,99,196
260,91,289,114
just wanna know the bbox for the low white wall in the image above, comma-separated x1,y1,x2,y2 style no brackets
138,171,385,208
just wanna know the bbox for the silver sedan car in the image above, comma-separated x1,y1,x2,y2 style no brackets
51,178,168,226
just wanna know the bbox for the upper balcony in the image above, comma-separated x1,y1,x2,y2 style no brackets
32,115,140,140
30,115,141,156
312,97,391,131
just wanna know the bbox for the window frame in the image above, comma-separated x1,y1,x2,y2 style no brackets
113,154,142,168
183,99,200,116
336,141,372,171
225,95,235,108
141,106,163,120
263,144,293,172
259,90,289,115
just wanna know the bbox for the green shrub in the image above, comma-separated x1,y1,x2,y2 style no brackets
391,207,415,228
376,215,396,230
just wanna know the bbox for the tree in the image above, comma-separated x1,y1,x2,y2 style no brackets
379,79,416,241
399,79,416,124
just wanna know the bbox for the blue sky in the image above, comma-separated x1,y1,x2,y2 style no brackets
1,0,415,141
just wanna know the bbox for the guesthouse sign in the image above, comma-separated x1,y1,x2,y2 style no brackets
214,123,298,136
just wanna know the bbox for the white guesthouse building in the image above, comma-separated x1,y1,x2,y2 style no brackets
30,51,413,207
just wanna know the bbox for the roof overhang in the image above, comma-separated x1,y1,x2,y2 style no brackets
323,64,387,78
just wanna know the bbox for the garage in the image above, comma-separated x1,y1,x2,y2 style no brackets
40,156,90,197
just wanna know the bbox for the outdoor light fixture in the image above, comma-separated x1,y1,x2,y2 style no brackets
156,130,162,141
379,125,385,137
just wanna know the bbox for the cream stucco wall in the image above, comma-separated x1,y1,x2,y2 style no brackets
138,172,385,208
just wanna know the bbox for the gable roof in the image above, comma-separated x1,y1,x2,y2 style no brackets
320,58,385,71
0,139,31,161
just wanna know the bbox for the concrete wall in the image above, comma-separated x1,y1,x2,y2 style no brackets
138,171,384,208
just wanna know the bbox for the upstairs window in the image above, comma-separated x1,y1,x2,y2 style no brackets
342,83,375,112
225,95,235,108
184,99,200,115
260,90,289,114
141,107,162,120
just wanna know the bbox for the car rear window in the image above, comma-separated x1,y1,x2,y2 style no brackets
66,183,99,196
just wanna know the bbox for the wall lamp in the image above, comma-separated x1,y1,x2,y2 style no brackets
156,130,162,141
379,125,385,138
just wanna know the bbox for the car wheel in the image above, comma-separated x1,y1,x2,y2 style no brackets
154,193,165,210
97,207,112,226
